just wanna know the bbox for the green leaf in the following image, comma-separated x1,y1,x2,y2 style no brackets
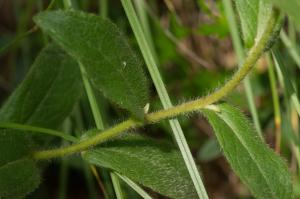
266,0,300,29
0,159,40,199
0,130,35,167
0,43,82,164
83,134,197,199
234,0,259,47
0,44,82,197
0,44,82,128
234,0,281,49
33,10,149,119
202,104,292,199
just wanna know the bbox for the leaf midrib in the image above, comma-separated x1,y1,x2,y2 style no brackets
217,112,276,199
25,64,64,125
87,147,191,198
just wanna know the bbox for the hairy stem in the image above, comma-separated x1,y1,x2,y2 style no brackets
124,0,208,198
223,0,263,138
32,8,278,160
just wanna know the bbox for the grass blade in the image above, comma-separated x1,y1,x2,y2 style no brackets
115,172,153,199
121,0,208,198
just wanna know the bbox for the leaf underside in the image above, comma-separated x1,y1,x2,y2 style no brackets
234,0,281,50
203,104,292,199
83,134,198,199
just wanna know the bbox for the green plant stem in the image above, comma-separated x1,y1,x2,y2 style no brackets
272,50,300,117
0,122,77,142
32,5,277,163
133,0,158,63
267,54,282,152
115,172,153,199
82,163,99,199
63,0,72,9
271,50,300,171
63,2,110,198
99,0,108,18
222,0,263,138
58,158,68,199
89,165,109,199
58,118,72,199
123,0,208,198
32,119,140,159
79,63,105,130
110,173,125,199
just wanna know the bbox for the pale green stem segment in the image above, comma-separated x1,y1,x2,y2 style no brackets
114,172,153,199
0,122,78,142
110,173,125,199
222,0,263,138
58,118,72,199
79,63,105,130
133,0,158,64
122,0,208,198
271,50,300,170
63,0,72,9
99,0,108,18
267,54,282,152
32,7,278,161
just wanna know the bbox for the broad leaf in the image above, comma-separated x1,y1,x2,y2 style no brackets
34,10,149,119
0,159,40,199
0,44,82,128
83,134,197,199
203,104,292,199
0,44,82,197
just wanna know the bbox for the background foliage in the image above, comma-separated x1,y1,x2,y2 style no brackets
0,0,300,198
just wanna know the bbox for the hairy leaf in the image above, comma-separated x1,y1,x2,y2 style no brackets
83,134,197,199
0,44,82,197
234,0,281,49
34,10,149,119
0,44,82,128
0,159,40,199
203,104,292,199
234,0,259,48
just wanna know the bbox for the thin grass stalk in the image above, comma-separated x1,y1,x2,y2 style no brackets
115,173,153,199
122,0,209,198
267,54,282,153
